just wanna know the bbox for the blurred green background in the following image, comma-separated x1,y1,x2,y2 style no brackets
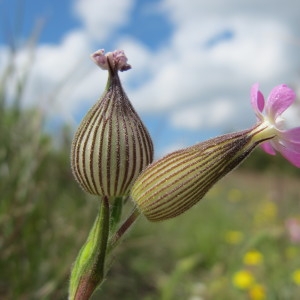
1,10,300,300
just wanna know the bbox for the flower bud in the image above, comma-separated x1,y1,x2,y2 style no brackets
131,127,265,221
71,49,154,198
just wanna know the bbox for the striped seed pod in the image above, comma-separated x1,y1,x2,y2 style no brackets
71,49,154,198
131,126,266,221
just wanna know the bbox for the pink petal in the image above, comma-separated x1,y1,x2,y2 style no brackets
90,49,109,70
279,127,300,153
282,127,300,143
260,141,276,155
251,83,265,113
281,140,300,153
112,50,131,71
265,84,296,120
275,142,300,167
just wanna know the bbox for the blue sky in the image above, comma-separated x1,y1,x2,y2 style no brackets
1,0,300,157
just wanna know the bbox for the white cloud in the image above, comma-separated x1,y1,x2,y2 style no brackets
208,18,291,79
170,98,235,130
170,105,204,130
160,0,300,27
18,30,96,122
2,0,300,148
73,0,134,42
31,30,91,83
10,0,136,122
124,10,300,132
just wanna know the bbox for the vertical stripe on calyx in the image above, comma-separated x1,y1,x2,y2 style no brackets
71,63,153,198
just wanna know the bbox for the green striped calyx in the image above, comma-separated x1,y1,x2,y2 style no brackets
71,49,154,198
131,126,266,221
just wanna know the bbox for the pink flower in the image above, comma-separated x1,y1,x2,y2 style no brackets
90,49,131,72
251,83,300,167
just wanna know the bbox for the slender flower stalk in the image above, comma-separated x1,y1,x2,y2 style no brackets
131,84,300,221
107,207,141,253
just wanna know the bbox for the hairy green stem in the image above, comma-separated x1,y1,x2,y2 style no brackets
109,196,123,233
69,196,110,300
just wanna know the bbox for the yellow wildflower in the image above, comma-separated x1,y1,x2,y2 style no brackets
291,269,300,285
249,284,266,300
224,230,244,245
232,270,254,290
243,250,264,266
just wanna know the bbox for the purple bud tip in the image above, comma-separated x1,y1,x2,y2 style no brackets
90,49,131,72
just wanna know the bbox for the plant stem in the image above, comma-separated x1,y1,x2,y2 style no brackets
69,196,110,300
109,196,123,233
107,206,141,253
